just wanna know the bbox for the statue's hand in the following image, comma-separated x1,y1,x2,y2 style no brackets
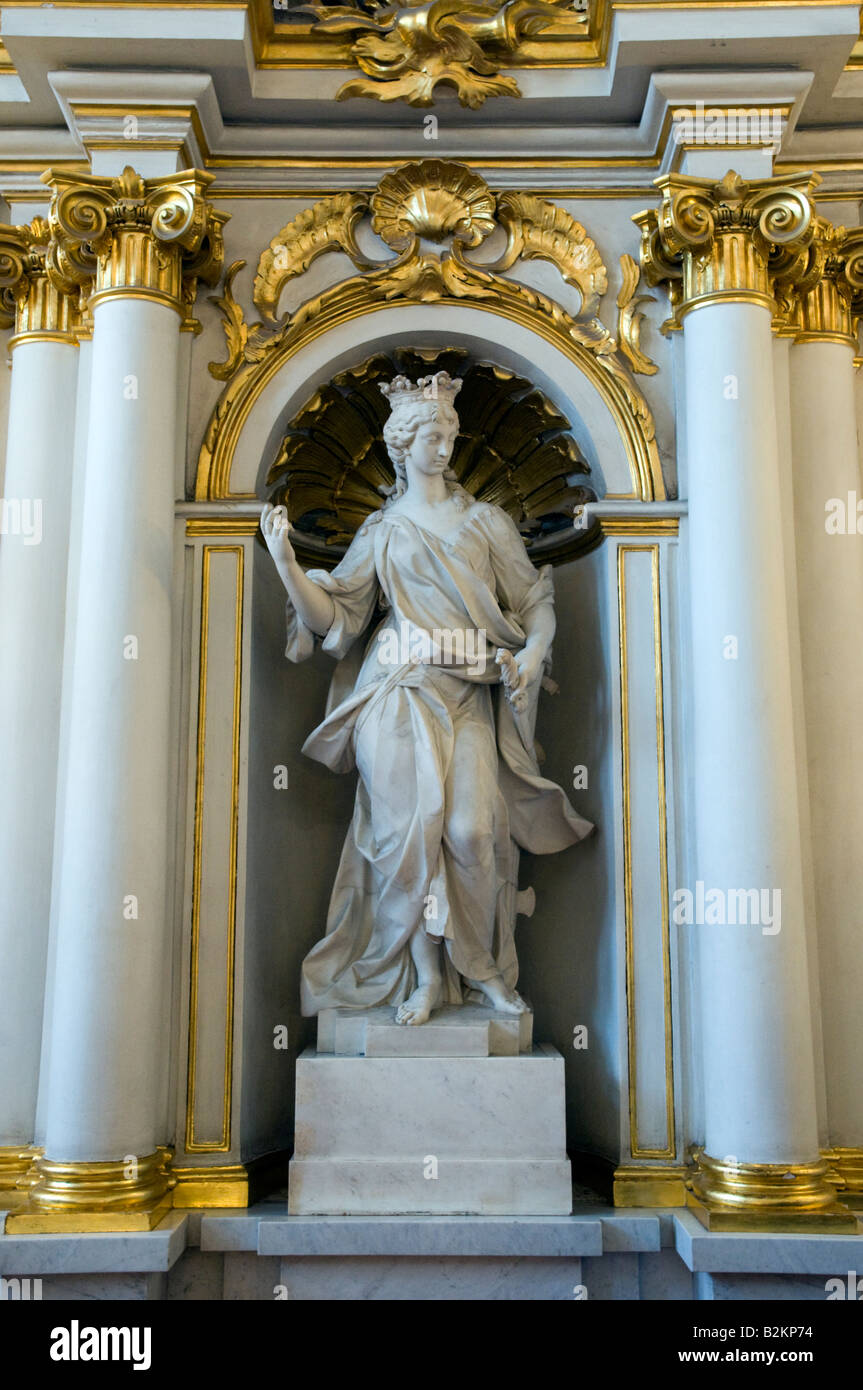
496,646,543,713
261,503,296,568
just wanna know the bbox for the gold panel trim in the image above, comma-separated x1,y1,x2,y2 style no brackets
618,543,675,1161
185,516,261,537
613,1164,690,1208
209,187,663,201
600,516,678,536
207,157,662,171
185,545,245,1153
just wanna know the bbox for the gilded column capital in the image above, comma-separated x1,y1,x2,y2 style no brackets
633,169,820,324
41,165,228,319
784,217,863,347
0,218,81,347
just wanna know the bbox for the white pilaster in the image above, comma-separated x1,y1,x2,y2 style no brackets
789,337,863,1149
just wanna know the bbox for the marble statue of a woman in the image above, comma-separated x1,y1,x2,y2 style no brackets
262,371,593,1027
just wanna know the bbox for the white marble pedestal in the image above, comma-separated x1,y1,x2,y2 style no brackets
288,1006,572,1217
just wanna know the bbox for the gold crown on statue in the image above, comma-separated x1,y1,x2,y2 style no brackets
379,371,463,411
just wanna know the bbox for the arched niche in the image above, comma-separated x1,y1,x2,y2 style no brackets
183,283,678,1184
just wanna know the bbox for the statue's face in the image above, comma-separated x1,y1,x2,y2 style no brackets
404,413,457,477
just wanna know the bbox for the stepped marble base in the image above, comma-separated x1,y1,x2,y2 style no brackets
317,1001,534,1057
288,1034,572,1217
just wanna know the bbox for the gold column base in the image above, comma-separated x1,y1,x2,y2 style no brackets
687,1150,860,1233
5,1148,175,1234
0,1145,43,1212
823,1148,863,1212
613,1164,690,1208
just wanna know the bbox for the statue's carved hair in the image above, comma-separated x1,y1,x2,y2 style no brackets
380,398,473,510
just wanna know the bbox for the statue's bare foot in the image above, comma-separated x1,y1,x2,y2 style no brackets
475,975,529,1015
395,983,438,1026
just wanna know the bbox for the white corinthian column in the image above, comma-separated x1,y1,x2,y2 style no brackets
635,171,853,1230
788,221,863,1206
0,224,80,1204
8,168,225,1231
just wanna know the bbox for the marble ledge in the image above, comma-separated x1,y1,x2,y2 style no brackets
4,1206,861,1276
0,1211,188,1276
201,1204,665,1258
673,1210,863,1275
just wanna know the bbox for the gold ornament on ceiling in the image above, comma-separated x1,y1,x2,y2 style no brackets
200,158,664,507
265,347,594,563
298,0,591,109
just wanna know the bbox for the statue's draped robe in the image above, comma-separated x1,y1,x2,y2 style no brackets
285,500,593,1014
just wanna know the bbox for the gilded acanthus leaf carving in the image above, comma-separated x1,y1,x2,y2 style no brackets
208,260,251,381
636,169,819,327
41,165,225,304
494,192,608,319
616,253,658,377
0,223,32,329
252,191,371,322
302,0,588,110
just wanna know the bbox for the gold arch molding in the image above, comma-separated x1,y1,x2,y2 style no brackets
195,159,665,505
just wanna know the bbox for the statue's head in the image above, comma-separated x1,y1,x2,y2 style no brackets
379,372,463,501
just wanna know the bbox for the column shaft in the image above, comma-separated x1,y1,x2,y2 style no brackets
0,339,78,1145
44,298,180,1162
684,302,820,1164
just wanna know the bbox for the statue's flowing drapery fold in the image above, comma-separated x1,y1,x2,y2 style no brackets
284,502,593,1014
